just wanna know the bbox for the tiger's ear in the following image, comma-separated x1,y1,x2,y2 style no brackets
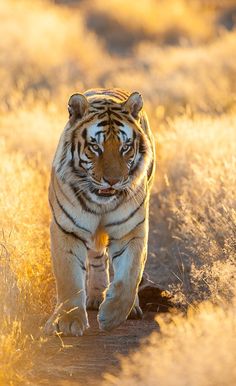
68,93,88,122
122,92,143,119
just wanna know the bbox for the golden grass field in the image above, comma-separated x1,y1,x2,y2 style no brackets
0,0,236,384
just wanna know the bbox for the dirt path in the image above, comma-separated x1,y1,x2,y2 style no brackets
32,311,158,385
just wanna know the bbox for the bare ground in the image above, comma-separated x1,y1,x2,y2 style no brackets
30,311,158,386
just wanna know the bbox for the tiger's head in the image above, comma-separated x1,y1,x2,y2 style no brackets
56,90,153,204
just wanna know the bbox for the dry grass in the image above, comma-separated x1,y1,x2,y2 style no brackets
0,0,236,384
154,114,236,305
103,301,236,386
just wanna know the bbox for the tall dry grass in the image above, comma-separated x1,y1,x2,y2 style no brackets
103,301,236,386
0,0,236,384
154,114,236,305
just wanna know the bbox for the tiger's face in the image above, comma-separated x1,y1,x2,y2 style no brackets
62,91,152,203
82,123,140,197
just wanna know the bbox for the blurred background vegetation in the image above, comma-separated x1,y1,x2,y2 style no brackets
1,0,236,117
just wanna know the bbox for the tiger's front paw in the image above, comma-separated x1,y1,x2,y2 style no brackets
44,304,89,337
98,292,134,331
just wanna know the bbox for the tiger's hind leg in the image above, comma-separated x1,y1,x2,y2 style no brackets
128,294,143,319
87,249,109,310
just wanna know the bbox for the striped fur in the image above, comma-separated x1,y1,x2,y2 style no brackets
45,88,155,336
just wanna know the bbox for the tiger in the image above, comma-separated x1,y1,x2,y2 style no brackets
45,88,155,336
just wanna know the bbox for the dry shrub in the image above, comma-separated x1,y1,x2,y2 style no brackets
1,1,236,116
103,300,236,386
0,141,53,313
0,103,64,161
0,0,108,104
0,140,52,383
109,31,236,115
0,320,33,385
86,0,215,47
153,114,236,305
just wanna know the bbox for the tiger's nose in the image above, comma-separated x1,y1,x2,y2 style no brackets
103,177,120,186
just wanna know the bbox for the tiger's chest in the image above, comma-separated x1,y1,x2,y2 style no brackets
90,198,147,250
102,196,146,239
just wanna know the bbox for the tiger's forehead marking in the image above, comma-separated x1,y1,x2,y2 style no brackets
87,122,134,144
85,102,135,143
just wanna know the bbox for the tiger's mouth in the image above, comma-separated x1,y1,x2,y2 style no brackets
97,188,116,197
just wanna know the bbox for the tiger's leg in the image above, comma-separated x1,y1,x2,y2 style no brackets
98,219,147,331
45,220,89,336
87,249,109,310
128,293,143,319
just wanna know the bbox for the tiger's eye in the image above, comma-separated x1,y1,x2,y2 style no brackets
122,144,130,151
91,144,99,151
